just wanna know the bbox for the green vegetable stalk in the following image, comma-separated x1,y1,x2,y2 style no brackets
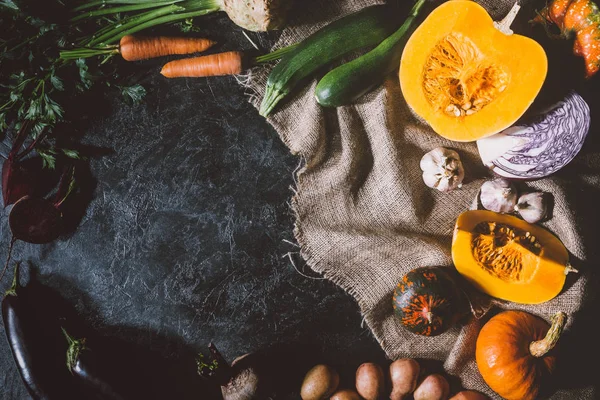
315,0,427,107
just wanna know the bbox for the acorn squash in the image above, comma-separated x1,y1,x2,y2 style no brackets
399,0,548,142
451,210,576,304
392,266,467,336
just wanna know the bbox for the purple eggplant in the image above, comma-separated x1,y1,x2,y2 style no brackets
1,264,75,399
64,330,130,400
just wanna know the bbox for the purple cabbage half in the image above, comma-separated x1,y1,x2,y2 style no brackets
476,91,591,180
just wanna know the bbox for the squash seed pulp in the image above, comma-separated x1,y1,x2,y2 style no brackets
422,33,510,118
471,222,540,283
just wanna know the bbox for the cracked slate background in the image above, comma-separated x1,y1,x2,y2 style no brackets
0,12,390,400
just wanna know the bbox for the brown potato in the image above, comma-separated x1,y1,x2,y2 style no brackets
300,364,339,400
330,389,362,400
414,374,450,400
450,390,490,400
389,358,420,400
356,362,384,400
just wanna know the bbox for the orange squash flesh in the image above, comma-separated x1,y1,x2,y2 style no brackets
451,210,573,304
399,0,548,142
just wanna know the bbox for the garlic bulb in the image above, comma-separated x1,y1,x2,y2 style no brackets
515,192,547,223
480,178,518,213
420,147,465,192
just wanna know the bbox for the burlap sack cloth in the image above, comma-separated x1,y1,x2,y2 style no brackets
248,0,597,398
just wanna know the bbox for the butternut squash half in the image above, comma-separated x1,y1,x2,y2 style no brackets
399,1,548,142
452,210,576,304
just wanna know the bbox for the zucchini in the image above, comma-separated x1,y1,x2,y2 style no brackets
259,5,398,117
315,0,427,108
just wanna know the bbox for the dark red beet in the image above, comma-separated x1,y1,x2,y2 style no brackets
9,196,63,244
2,124,49,207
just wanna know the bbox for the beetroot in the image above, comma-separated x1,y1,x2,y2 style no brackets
9,196,64,245
2,124,49,207
7,166,74,245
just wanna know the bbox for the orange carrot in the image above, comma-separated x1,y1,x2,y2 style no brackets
119,35,216,61
160,51,244,78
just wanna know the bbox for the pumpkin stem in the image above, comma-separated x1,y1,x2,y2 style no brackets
564,263,579,275
494,2,521,36
529,312,567,357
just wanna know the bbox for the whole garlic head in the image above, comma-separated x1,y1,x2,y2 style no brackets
515,192,547,223
420,147,465,192
480,178,518,213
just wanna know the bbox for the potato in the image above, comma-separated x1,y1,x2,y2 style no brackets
389,358,420,400
356,362,384,400
414,374,450,400
330,389,362,400
450,390,490,400
300,364,339,400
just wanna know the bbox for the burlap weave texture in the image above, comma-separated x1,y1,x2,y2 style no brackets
249,1,597,398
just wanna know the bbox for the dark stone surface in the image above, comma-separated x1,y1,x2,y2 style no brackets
0,11,388,400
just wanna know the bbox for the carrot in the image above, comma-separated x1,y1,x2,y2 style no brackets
160,51,244,78
533,0,600,78
119,35,216,61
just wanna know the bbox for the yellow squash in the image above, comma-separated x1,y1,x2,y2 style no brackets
399,0,547,142
451,210,576,304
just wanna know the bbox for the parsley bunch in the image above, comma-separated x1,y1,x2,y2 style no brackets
0,1,145,167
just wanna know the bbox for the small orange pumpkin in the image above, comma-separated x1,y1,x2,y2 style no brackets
475,310,566,400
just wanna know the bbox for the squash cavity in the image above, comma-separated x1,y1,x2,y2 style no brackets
423,33,510,118
452,210,576,304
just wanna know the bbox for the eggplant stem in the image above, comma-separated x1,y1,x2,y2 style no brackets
0,237,17,284
62,328,87,373
4,261,20,297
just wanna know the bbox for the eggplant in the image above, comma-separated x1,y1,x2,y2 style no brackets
1,264,66,399
64,330,131,400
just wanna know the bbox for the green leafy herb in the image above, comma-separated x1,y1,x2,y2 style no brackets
120,84,146,105
0,4,148,165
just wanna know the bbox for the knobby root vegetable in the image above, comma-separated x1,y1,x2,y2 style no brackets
221,0,291,31
330,389,362,400
160,51,244,78
300,364,339,400
355,362,384,400
198,343,273,400
389,358,420,400
413,374,450,400
533,0,600,77
449,391,490,400
70,0,291,46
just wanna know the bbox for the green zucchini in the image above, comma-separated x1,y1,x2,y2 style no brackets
314,0,427,108
259,5,398,117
